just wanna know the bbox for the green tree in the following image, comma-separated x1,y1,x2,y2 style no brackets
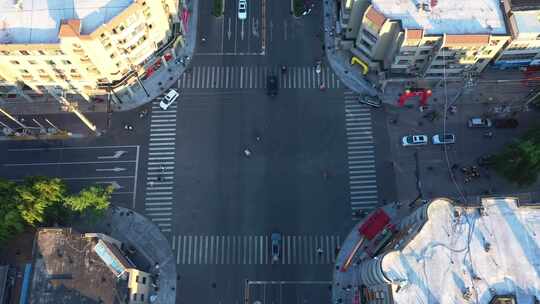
65,185,112,218
494,127,540,186
15,176,66,226
0,179,25,244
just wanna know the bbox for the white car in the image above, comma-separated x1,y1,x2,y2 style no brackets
402,135,428,147
432,133,455,145
468,117,492,128
159,89,179,110
238,0,247,20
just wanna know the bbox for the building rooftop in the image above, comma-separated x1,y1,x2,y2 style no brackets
29,228,127,304
381,198,540,304
510,0,540,11
0,0,134,44
513,10,540,34
371,0,507,35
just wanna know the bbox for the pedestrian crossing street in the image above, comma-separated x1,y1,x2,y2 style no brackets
142,99,178,233
177,65,342,89
171,234,342,265
344,91,379,219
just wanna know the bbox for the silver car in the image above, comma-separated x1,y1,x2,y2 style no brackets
402,135,428,146
238,0,247,20
432,133,455,145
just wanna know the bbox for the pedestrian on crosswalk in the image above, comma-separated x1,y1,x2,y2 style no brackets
317,248,324,255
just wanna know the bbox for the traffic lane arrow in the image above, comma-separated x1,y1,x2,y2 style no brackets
1,161,136,180
95,181,123,190
97,150,127,159
96,167,127,172
4,145,137,164
227,17,232,40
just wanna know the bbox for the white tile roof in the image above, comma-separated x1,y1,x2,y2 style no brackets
514,10,540,34
371,0,507,35
382,198,540,304
0,0,133,44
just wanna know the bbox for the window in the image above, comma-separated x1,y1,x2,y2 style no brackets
537,34,540,40
19,69,29,74
420,50,430,55
54,50,64,55
19,50,30,55
10,60,20,65
361,29,378,44
141,294,145,301
46,60,55,65
136,275,139,283
28,60,37,65
396,60,409,65
415,59,425,64
399,51,415,56
38,50,46,55
142,277,147,284
359,39,373,51
110,53,116,59
100,33,106,38
132,293,137,301
1,51,11,55
62,60,72,65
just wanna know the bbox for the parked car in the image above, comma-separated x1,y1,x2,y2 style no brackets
267,75,278,96
402,135,428,146
238,0,247,20
271,232,281,263
494,118,518,128
468,117,492,128
159,89,179,110
477,154,495,167
358,95,382,107
432,133,456,145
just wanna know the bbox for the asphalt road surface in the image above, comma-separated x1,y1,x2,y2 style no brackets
0,1,394,303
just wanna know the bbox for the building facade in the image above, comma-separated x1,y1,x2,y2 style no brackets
338,0,510,80
494,0,540,69
0,0,181,103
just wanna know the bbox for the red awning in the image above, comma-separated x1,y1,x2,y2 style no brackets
358,209,390,240
145,66,155,78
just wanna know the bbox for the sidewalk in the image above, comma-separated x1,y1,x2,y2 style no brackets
322,0,378,96
0,0,199,116
76,206,177,304
332,204,401,304
112,0,199,112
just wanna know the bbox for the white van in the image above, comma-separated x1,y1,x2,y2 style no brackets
159,89,179,110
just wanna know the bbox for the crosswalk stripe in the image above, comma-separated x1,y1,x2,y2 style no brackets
178,65,342,89
344,91,379,219
172,235,340,265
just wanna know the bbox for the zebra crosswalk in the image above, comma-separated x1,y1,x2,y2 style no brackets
142,99,178,233
177,65,342,89
344,91,379,219
171,234,342,265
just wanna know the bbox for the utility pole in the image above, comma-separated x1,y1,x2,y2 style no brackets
120,48,150,98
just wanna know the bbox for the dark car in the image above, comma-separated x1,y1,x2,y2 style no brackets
477,154,495,167
494,119,519,129
271,232,281,263
267,75,278,96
